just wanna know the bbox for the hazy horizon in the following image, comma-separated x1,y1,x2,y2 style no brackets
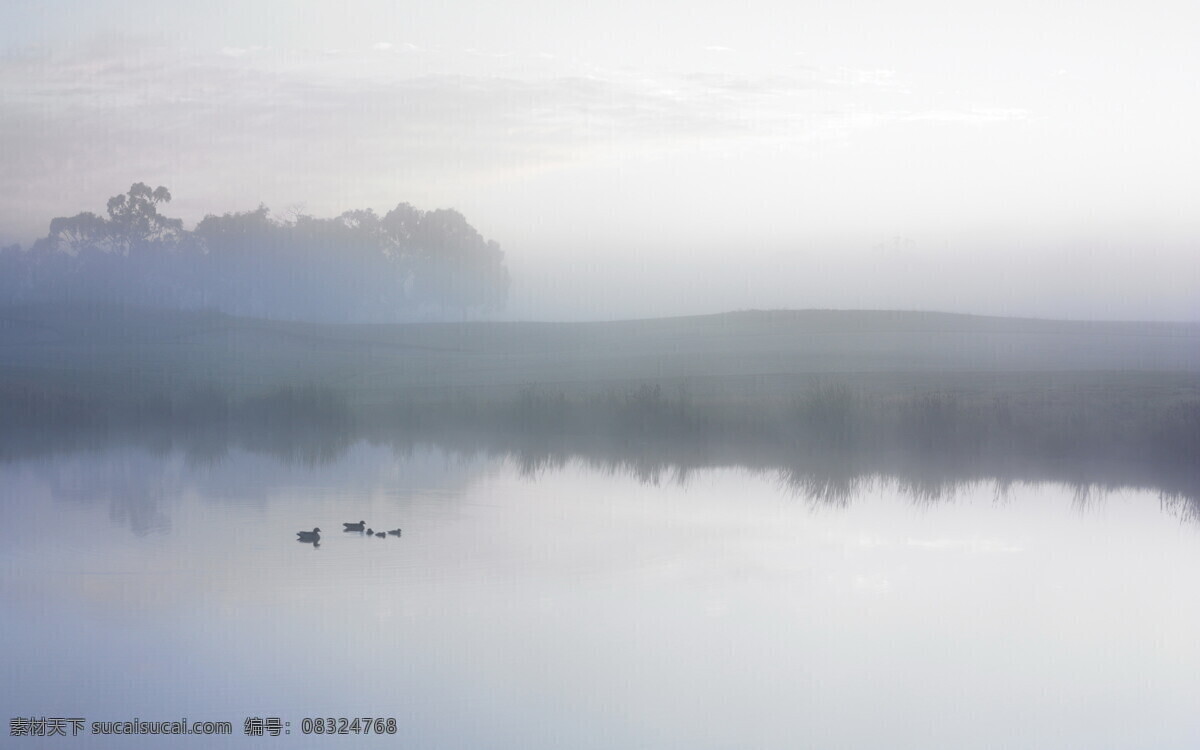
2,0,1197,322
4,6,1200,742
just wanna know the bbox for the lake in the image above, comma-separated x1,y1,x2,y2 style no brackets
2,440,1198,748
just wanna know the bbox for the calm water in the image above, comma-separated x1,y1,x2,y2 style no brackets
2,442,1198,748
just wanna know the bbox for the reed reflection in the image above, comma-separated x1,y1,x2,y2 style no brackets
3,405,1196,535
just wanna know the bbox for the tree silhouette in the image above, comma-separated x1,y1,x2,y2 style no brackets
105,183,184,254
5,184,510,321
32,212,111,255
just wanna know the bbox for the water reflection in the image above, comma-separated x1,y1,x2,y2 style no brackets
2,423,1197,535
2,437,1199,749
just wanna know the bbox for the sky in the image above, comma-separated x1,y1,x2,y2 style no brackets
1,0,1197,320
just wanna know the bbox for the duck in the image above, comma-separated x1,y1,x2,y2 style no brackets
343,521,366,532
386,528,402,537
375,531,386,538
366,528,374,535
296,528,321,541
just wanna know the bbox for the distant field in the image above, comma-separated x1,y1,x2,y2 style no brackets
1,304,1197,408
2,304,1197,504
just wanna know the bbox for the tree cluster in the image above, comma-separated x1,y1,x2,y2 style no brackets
0,183,509,321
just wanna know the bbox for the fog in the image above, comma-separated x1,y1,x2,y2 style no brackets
4,6,1200,747
2,0,1198,322
505,234,1200,322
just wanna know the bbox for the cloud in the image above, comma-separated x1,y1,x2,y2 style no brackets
0,39,1032,239
900,107,1031,124
853,68,896,86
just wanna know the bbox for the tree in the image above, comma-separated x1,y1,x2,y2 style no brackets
405,208,509,314
15,185,509,321
105,183,183,254
31,211,111,255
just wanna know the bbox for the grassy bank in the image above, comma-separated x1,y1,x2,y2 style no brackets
1,304,1197,505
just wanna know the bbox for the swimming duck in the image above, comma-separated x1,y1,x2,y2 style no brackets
366,528,374,535
375,531,386,538
386,528,402,537
296,528,321,541
343,521,366,532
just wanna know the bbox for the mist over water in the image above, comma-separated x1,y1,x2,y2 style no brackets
3,441,1199,749
4,3,1200,747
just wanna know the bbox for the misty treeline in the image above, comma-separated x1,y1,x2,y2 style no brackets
0,183,509,321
